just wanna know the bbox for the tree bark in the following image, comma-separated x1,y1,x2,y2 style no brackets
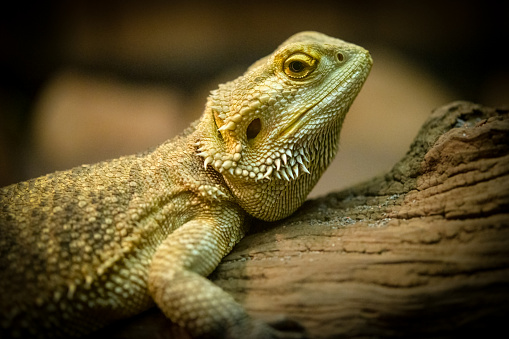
96,101,509,338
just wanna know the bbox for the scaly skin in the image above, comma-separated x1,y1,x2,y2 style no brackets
0,31,372,338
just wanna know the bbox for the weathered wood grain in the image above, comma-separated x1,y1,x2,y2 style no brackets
94,101,509,338
210,101,509,338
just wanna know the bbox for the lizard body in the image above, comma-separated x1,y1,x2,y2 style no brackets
0,31,372,338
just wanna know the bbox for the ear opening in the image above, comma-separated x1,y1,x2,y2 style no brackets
246,118,262,140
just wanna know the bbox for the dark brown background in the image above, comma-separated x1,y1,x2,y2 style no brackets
1,0,507,196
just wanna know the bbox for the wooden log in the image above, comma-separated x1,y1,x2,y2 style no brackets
210,101,509,338
94,101,509,338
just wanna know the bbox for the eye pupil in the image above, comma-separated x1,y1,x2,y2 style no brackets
289,61,305,72
246,118,261,140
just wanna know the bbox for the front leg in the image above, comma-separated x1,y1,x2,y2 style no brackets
148,202,304,338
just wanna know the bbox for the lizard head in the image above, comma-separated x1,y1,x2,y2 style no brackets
196,31,372,221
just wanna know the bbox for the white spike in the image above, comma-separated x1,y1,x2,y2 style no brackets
239,107,250,116
263,166,273,179
197,152,208,158
281,170,290,181
286,149,292,157
296,155,303,164
275,158,281,171
301,163,310,174
287,167,294,180
229,168,235,175
293,165,299,178
204,157,213,169
218,121,236,131
275,171,282,180
231,114,242,123
281,153,287,165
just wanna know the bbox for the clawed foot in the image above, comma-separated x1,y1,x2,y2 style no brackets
267,315,307,338
224,315,307,339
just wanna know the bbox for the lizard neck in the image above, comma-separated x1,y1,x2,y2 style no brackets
222,120,341,221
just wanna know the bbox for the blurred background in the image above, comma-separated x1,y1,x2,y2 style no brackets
0,0,507,196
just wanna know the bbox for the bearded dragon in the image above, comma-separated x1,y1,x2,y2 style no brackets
0,31,372,338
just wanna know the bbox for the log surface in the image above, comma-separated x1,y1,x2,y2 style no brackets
210,101,509,338
95,101,509,338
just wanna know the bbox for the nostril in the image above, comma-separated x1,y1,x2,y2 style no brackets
337,52,344,62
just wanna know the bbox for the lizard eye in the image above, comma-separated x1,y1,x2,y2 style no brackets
283,53,317,79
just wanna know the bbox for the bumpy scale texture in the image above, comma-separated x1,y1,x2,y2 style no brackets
0,31,372,338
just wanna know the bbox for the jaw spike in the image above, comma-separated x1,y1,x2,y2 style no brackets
263,166,273,179
218,121,236,131
298,148,310,163
281,153,288,165
293,165,299,178
274,158,281,171
287,167,295,180
281,169,290,181
204,157,213,169
301,163,310,174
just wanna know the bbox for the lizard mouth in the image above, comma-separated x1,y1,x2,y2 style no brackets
277,66,368,140
278,105,314,139
277,73,351,139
